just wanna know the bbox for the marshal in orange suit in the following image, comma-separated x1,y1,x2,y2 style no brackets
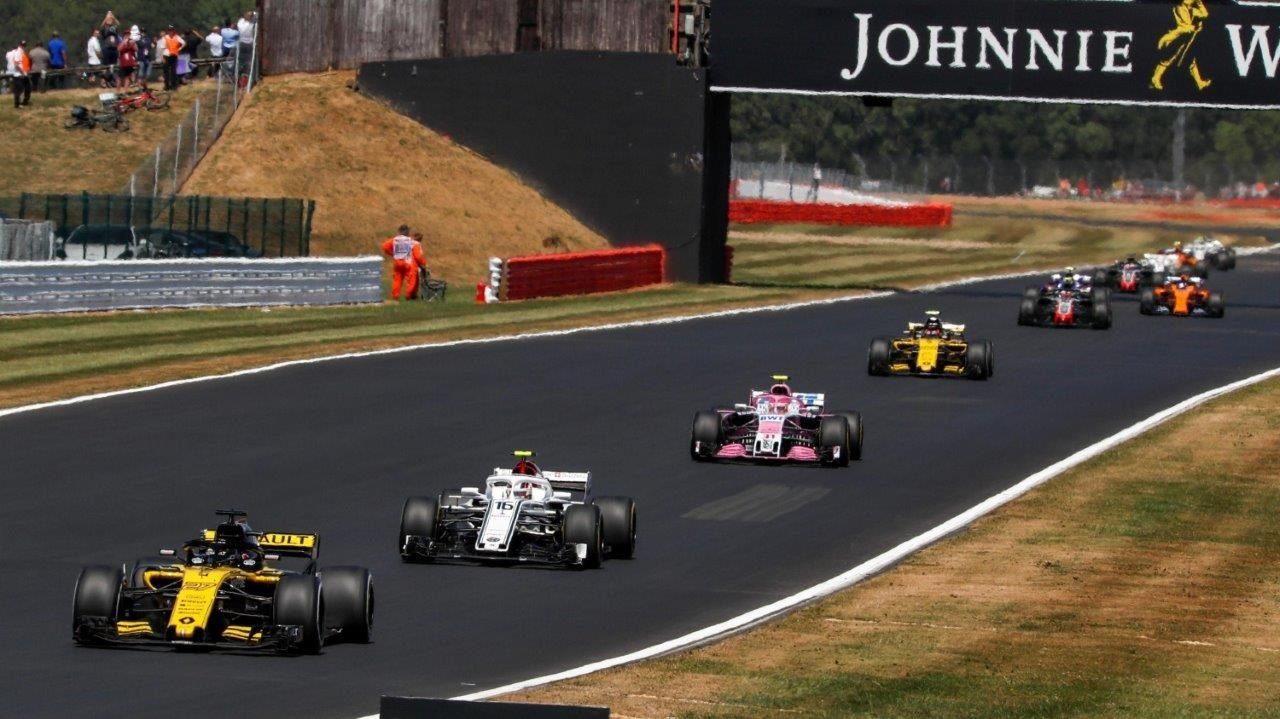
381,225,427,300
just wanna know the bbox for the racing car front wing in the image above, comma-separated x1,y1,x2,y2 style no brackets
401,534,589,567
74,616,307,653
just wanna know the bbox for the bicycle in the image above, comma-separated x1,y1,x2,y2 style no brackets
115,86,170,113
63,104,131,132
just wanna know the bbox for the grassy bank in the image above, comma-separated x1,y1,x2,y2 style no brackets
0,284,842,410
728,215,1271,288
515,377,1280,717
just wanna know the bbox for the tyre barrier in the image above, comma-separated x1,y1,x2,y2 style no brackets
493,245,666,302
729,199,954,228
0,257,383,315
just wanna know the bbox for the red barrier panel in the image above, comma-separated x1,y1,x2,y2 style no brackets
503,245,666,301
729,199,953,228
1208,198,1280,209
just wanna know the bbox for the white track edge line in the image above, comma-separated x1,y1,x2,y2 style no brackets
423,364,1280,708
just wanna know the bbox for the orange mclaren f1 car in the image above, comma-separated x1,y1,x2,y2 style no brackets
1139,274,1224,318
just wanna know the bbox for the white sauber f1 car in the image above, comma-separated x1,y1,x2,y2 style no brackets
399,451,636,569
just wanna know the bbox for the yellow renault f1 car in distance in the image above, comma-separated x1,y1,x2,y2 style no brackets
72,510,373,654
868,311,994,381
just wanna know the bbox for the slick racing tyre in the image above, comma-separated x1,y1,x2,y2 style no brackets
867,337,892,376
564,504,604,569
690,410,723,461
1022,286,1042,302
399,496,440,560
1018,298,1038,326
1092,269,1110,287
73,565,122,643
1223,249,1237,270
1091,299,1112,330
1207,292,1225,318
819,415,851,468
274,574,323,654
319,566,374,644
838,412,865,461
595,496,638,559
1139,287,1157,315
966,341,994,380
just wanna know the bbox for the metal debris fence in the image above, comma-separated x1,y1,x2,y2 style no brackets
0,220,56,261
0,194,314,258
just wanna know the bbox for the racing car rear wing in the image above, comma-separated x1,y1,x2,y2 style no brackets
491,468,592,501
749,390,825,410
198,529,320,560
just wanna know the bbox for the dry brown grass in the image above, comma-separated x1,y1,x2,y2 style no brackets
182,71,608,283
514,379,1280,717
950,194,1280,229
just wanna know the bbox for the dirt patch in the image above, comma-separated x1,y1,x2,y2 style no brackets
512,378,1280,716
182,71,608,284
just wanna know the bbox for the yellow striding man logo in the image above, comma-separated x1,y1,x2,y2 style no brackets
1152,0,1212,91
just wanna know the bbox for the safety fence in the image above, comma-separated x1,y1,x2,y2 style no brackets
486,245,666,302
0,220,56,261
0,194,314,258
729,199,953,228
0,257,380,315
124,54,257,198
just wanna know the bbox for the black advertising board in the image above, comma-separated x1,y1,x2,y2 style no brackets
713,0,1280,108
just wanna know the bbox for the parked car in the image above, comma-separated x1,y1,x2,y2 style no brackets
140,228,262,258
56,225,141,260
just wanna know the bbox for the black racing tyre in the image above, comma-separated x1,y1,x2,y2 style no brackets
595,496,637,559
73,565,122,642
1207,292,1225,318
1225,249,1237,270
319,566,373,644
1018,298,1037,326
1139,287,1157,315
1192,263,1209,279
1022,286,1042,302
1089,286,1110,307
965,341,991,380
1091,299,1112,330
130,555,178,589
838,412,864,461
564,504,603,569
274,574,323,654
819,415,851,468
1092,269,1110,287
867,337,892,376
690,410,723,460
399,496,439,560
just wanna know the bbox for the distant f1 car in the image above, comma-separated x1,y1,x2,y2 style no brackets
1146,241,1209,278
1140,274,1224,318
1092,257,1164,293
1186,236,1237,270
399,451,636,569
690,375,862,467
868,311,993,380
72,510,373,654
1019,277,1112,329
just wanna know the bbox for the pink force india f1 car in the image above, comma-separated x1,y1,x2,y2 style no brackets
690,375,864,468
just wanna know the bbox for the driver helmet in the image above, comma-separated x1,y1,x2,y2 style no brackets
512,460,539,476
1173,241,1183,251
1179,271,1192,283
1064,266,1076,275
513,480,536,500
1125,256,1137,264
922,315,943,337
1061,275,1076,290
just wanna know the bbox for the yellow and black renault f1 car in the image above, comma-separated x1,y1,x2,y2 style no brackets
72,510,373,654
867,312,994,381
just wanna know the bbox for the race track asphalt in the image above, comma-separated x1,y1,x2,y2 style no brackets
1,254,1277,718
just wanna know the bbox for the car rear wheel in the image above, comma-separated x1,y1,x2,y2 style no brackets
1091,299,1112,330
819,415,851,468
1139,288,1157,315
274,574,323,654
399,496,439,561
839,412,864,461
564,504,603,569
595,496,637,559
73,565,122,644
867,337,892,376
1207,292,1225,318
1018,298,1037,326
690,410,723,461
1092,269,1110,287
319,566,373,644
1022,286,1041,302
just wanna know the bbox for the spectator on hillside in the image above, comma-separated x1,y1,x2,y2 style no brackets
87,29,103,71
220,20,240,72
48,33,66,89
238,11,257,80
101,35,119,88
159,27,185,92
136,28,153,85
116,34,137,88
101,10,121,42
28,42,50,93
6,41,32,109
178,29,200,84
205,26,224,78
1077,177,1089,198
807,163,822,203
